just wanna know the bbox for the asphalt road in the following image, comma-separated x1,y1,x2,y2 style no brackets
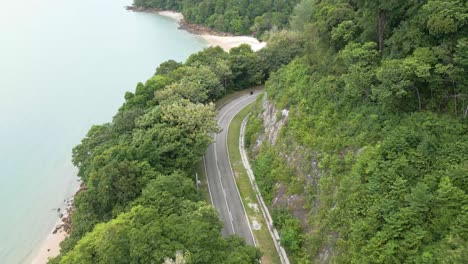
203,92,259,246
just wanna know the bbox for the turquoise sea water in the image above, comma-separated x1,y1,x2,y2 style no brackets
0,0,206,262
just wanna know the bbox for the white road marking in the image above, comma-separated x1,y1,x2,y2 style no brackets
203,156,215,206
204,93,259,244
224,98,257,246
213,141,236,233
217,95,257,126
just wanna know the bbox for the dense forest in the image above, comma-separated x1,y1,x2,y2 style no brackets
245,0,468,263
53,0,467,263
49,29,300,262
132,0,300,36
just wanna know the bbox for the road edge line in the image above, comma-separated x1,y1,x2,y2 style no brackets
225,101,258,247
203,155,215,206
214,142,236,234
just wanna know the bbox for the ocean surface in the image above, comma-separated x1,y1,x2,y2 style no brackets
0,0,206,262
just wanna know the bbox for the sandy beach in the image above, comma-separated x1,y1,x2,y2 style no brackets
158,10,184,22
154,10,266,51
31,196,75,264
31,226,67,264
199,35,266,52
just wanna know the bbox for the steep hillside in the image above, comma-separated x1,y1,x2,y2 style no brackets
246,0,468,263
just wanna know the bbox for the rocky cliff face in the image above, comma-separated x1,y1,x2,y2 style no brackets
260,96,289,145
251,95,335,263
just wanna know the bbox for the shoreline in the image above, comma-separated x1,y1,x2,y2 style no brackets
126,6,266,52
31,218,68,264
31,185,83,264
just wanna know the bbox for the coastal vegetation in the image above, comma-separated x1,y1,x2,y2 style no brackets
132,0,300,36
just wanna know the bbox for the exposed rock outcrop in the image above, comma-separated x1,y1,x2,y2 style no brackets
251,95,334,263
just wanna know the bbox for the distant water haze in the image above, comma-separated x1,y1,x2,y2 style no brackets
0,0,207,262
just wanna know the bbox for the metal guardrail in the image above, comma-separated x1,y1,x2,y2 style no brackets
239,114,290,264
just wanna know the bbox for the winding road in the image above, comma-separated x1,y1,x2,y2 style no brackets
203,92,259,246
